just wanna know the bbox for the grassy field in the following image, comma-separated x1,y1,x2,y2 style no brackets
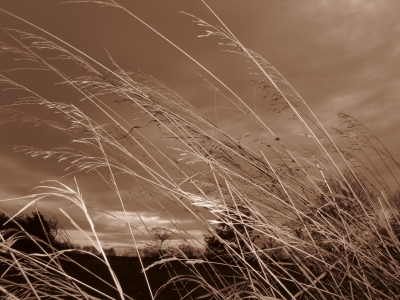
1,1,400,299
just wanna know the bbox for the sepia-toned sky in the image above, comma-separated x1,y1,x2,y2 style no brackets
0,0,399,248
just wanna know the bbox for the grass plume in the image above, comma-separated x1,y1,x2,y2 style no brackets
1,1,400,299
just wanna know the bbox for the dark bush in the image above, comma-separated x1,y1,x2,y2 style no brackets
204,205,253,257
0,211,72,254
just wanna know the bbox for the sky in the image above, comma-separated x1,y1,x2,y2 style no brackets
0,0,399,249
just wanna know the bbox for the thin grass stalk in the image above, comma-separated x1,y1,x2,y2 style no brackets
1,2,400,299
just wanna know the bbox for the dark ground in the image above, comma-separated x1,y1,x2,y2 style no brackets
1,253,304,300
62,255,303,300
61,254,216,300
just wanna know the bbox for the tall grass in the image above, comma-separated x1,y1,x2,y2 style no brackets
1,1,400,299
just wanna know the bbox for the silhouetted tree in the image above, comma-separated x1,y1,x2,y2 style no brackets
178,243,202,258
204,205,253,256
142,227,175,257
82,245,101,255
104,247,116,256
150,227,175,249
0,211,72,254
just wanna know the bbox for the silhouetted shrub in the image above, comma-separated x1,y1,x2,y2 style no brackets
0,211,72,254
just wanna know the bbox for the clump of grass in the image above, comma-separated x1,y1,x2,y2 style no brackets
1,1,400,299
